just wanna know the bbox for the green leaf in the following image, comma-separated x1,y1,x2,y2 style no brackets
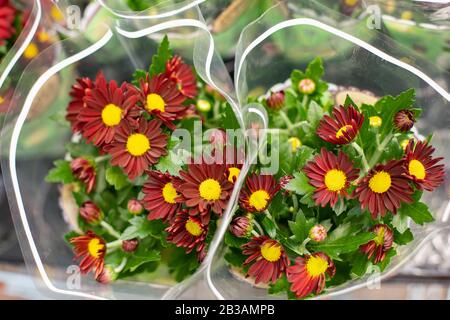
394,228,414,245
45,160,75,184
154,150,188,177
149,35,172,77
285,172,315,195
132,69,147,86
268,275,290,295
65,141,98,158
167,247,199,282
224,248,247,268
392,211,409,233
224,232,247,249
379,248,396,271
306,100,324,127
105,166,129,190
120,216,166,240
288,210,313,243
221,103,241,130
305,57,324,79
398,201,434,225
350,252,370,277
64,230,80,245
308,232,374,258
125,248,161,273
261,215,277,239
332,197,346,216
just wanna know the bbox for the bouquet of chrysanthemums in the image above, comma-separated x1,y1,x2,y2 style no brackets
46,36,242,284
223,57,446,299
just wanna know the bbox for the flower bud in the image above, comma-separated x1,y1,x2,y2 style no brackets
229,214,253,238
309,224,327,242
267,91,285,110
95,265,117,284
127,199,143,215
279,175,293,190
70,157,96,193
394,109,415,132
79,201,102,224
288,137,301,152
122,239,139,253
369,116,382,128
298,78,316,95
196,99,212,112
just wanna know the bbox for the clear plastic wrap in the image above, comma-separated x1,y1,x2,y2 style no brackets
1,0,246,299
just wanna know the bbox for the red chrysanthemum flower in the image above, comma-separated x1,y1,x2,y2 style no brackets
79,72,138,147
394,109,415,132
242,236,289,284
303,148,359,207
239,174,279,213
66,77,93,133
223,147,245,184
70,157,96,193
79,201,102,224
142,170,181,222
165,55,198,99
354,160,414,218
166,210,208,261
0,1,16,46
229,214,253,238
403,139,445,192
178,160,233,224
70,231,106,279
107,118,168,180
360,224,394,264
286,252,336,299
316,105,364,145
136,73,187,129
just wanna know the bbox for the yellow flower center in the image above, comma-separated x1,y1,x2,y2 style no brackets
401,10,413,20
408,159,426,180
162,182,178,204
288,137,302,152
324,169,347,192
345,0,359,6
197,99,211,112
126,134,150,156
51,5,64,22
228,167,241,183
0,96,4,104
369,116,382,127
101,104,122,127
87,238,104,259
260,242,282,262
306,255,329,277
23,43,39,59
374,227,385,246
38,31,50,42
199,179,222,201
249,190,270,211
369,171,392,194
146,93,165,112
401,139,410,151
335,125,353,139
185,219,203,237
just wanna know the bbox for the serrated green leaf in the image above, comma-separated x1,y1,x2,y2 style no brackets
268,275,290,295
224,232,247,249
308,232,374,257
224,248,247,268
261,215,277,239
132,69,147,86
45,160,75,184
105,166,129,190
398,201,434,225
307,100,324,127
305,57,324,79
154,150,188,177
125,248,160,272
350,252,370,277
285,172,315,195
120,216,166,240
149,35,172,77
392,211,409,233
394,228,414,245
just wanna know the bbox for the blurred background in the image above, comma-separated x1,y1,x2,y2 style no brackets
0,0,449,299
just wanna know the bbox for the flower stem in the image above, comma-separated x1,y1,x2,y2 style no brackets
368,133,394,168
351,142,370,173
279,110,294,131
251,230,260,237
114,257,128,273
106,239,122,251
292,194,299,213
95,155,110,163
252,219,264,236
100,221,121,239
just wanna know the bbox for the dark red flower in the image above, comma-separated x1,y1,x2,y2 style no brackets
354,160,414,218
166,210,208,261
394,109,415,132
286,252,336,299
229,214,253,238
267,91,285,110
95,265,116,284
136,73,187,129
303,148,359,207
360,224,393,264
79,72,139,147
70,231,106,279
70,157,96,193
178,160,233,224
0,1,16,46
317,105,364,145
66,77,93,133
122,239,139,253
403,139,445,192
142,170,181,222
107,118,168,180
166,55,198,99
242,236,289,284
239,174,279,213
79,201,102,224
